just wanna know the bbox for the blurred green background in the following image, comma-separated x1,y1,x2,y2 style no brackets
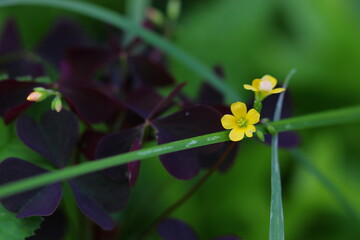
1,0,360,239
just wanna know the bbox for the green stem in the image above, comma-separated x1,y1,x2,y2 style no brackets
0,0,240,102
269,70,295,240
0,105,360,198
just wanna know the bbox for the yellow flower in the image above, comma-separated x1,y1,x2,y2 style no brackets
243,75,285,100
221,102,260,141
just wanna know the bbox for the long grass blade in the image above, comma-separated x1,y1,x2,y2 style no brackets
269,69,296,240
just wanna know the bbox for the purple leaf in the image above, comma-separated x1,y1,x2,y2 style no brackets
157,218,198,240
128,139,142,187
69,172,131,230
16,110,79,168
0,80,41,124
0,19,22,56
152,105,223,179
27,210,66,240
128,56,175,87
1,59,44,78
264,131,301,149
63,47,115,82
96,126,143,183
80,130,106,160
123,87,163,119
148,83,186,120
60,83,117,123
198,65,225,105
0,158,62,217
36,19,88,67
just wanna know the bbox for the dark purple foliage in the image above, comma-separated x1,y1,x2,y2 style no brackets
0,158,62,218
59,83,118,123
0,80,41,124
0,19,22,56
16,110,79,168
69,172,130,230
0,19,43,78
157,218,198,240
96,126,143,185
152,105,223,179
123,87,164,119
63,47,115,82
128,56,175,87
157,218,241,240
27,210,66,240
36,19,89,67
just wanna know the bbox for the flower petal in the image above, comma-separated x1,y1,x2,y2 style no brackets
245,124,256,133
271,88,286,94
230,102,247,119
245,131,253,138
262,75,277,88
251,79,262,90
221,114,237,129
246,109,260,124
229,128,245,141
243,84,257,91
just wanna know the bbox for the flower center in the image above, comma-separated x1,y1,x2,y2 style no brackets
259,80,272,91
237,118,247,128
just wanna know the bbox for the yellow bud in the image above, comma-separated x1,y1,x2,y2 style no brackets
27,92,43,102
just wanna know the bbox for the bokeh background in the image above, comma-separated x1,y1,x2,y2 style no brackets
1,0,360,239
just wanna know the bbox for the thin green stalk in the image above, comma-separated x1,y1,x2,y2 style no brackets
269,69,296,240
0,0,240,102
1,105,360,198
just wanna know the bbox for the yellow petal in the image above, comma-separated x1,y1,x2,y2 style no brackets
246,109,260,124
244,125,256,138
244,124,256,133
221,114,237,129
229,128,245,141
270,88,285,94
231,102,247,119
245,131,253,138
251,79,262,90
243,84,257,91
262,75,277,88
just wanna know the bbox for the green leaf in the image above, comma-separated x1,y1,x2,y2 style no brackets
0,205,43,240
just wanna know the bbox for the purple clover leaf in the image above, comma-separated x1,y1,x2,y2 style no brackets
0,158,62,218
0,110,131,230
157,218,242,240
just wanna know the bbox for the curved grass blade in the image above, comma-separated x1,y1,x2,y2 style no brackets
269,69,296,240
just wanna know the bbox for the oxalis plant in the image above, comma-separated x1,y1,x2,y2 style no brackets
0,1,360,240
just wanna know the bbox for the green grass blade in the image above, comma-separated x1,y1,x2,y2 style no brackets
1,103,360,199
269,69,296,240
0,0,241,102
0,131,228,198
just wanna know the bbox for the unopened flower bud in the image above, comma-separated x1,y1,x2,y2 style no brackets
51,97,62,112
27,91,46,102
